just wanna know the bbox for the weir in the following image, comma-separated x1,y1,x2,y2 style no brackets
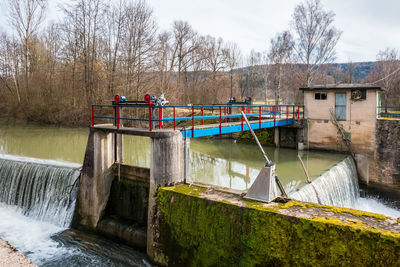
0,155,80,227
290,156,360,207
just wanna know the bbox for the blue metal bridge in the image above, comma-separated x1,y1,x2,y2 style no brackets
91,96,304,138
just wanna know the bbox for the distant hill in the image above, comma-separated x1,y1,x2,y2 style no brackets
329,62,375,80
237,61,375,81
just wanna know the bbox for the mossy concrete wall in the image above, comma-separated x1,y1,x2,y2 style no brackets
105,164,150,227
95,164,150,250
152,184,400,266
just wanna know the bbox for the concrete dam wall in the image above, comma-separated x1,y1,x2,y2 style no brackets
154,185,400,266
71,127,400,265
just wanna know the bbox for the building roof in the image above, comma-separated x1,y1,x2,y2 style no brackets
300,83,383,91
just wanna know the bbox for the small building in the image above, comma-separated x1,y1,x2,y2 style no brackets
300,83,383,153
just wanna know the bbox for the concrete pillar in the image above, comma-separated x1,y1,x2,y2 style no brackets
274,127,280,147
147,131,185,263
73,129,115,229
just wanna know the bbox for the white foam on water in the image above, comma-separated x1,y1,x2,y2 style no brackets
354,197,400,218
0,204,75,265
290,156,400,218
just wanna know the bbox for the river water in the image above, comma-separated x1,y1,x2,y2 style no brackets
0,123,346,192
0,122,399,265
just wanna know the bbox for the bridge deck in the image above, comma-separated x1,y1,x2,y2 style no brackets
93,117,294,138
181,118,293,138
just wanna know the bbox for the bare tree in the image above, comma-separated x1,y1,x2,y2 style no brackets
368,48,400,105
268,31,294,104
291,0,341,86
104,0,125,95
122,0,157,100
7,0,47,100
171,21,197,92
0,33,22,103
225,41,241,98
241,50,263,99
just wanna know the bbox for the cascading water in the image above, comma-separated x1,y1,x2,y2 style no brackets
0,155,80,227
0,154,150,266
289,156,359,207
289,156,400,218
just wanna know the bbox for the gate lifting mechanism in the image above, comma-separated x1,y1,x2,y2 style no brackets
241,111,288,202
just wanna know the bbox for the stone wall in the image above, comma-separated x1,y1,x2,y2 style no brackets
374,120,400,184
151,184,400,266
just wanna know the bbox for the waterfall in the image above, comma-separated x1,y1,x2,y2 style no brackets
289,156,359,207
0,155,80,228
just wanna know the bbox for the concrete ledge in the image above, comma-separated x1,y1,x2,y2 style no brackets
92,125,180,138
153,184,400,266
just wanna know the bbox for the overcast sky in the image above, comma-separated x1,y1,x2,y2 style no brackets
1,0,399,63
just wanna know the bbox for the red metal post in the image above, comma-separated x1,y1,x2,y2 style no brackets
273,106,276,127
173,107,176,130
259,106,261,129
159,107,163,129
116,106,120,129
224,106,227,123
149,105,152,131
91,105,94,126
292,106,295,119
201,107,204,125
219,106,222,135
192,106,195,138
248,103,250,114
297,106,300,119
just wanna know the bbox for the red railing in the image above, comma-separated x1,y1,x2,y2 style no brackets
91,103,305,134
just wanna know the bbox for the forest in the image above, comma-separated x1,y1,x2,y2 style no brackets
0,0,399,126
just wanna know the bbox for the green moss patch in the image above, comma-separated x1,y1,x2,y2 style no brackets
155,185,400,266
237,128,274,145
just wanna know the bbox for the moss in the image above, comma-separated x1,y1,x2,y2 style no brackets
318,205,389,221
398,218,400,224
237,128,274,145
280,200,389,221
155,185,400,266
279,200,313,209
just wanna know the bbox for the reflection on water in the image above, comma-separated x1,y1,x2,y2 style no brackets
189,139,345,192
0,123,346,193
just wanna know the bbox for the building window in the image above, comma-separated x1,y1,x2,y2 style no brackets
315,92,327,100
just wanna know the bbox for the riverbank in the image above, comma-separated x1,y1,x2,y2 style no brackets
0,238,36,266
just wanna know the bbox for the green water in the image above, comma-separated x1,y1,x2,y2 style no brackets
0,123,346,193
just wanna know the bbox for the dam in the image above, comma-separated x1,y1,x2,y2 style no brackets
0,119,399,265
0,86,399,265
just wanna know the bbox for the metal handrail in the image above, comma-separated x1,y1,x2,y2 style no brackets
91,103,305,132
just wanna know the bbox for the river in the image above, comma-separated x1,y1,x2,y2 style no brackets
0,122,346,192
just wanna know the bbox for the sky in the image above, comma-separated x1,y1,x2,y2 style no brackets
1,0,399,63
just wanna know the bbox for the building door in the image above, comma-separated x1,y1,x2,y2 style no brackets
335,93,346,121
